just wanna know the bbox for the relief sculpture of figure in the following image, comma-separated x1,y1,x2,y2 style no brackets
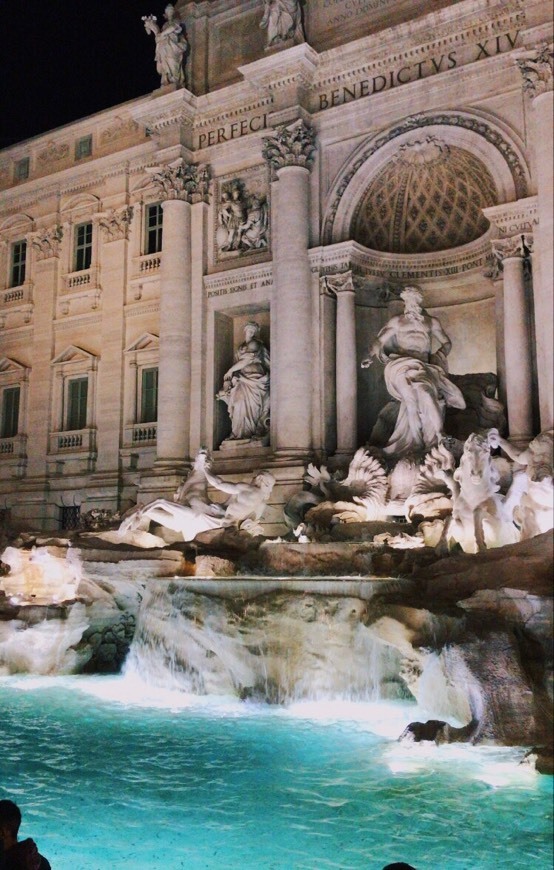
217,322,270,443
362,286,466,457
217,182,248,252
143,4,188,88
260,0,304,47
240,195,268,251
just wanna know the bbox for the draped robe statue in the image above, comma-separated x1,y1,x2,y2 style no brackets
362,287,465,456
217,322,270,442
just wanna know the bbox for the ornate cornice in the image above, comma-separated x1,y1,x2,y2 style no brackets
515,43,554,98
95,206,134,242
262,119,316,171
483,196,538,235
146,159,210,202
30,225,63,260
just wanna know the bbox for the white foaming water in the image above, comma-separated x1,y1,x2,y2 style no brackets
0,604,89,675
127,580,406,704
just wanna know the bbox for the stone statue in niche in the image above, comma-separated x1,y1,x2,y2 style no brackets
260,0,304,48
142,4,188,88
118,449,275,541
217,322,270,445
362,286,466,457
216,180,268,255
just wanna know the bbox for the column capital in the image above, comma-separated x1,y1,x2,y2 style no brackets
262,119,316,171
95,206,134,243
515,43,554,99
320,271,355,297
147,159,210,203
30,224,63,260
491,233,533,265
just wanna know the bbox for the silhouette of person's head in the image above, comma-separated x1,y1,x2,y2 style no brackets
0,799,22,846
382,864,418,870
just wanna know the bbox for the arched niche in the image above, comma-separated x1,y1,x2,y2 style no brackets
323,111,531,248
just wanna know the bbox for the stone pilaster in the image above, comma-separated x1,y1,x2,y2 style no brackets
149,160,209,473
491,235,534,444
93,207,133,488
263,120,316,457
516,43,554,429
27,225,63,478
321,272,358,455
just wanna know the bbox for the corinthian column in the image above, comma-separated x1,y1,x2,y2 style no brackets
516,43,554,429
491,235,534,444
148,160,209,470
321,272,358,455
263,120,316,457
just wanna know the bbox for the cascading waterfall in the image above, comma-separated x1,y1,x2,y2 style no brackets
125,579,409,703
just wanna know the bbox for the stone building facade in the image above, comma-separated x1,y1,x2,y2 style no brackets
0,0,552,532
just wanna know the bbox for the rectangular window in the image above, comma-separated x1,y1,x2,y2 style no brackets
75,135,92,160
1,386,20,439
14,158,30,181
60,505,81,530
67,377,88,430
145,203,163,254
74,222,92,271
10,240,26,287
141,367,158,423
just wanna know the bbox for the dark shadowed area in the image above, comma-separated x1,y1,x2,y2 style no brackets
0,0,162,146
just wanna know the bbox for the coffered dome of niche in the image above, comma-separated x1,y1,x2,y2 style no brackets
352,136,498,254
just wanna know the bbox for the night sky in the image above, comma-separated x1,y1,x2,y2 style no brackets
0,1,169,148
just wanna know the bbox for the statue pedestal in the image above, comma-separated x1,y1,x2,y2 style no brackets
219,436,270,452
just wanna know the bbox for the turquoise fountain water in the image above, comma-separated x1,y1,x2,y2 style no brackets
1,674,552,870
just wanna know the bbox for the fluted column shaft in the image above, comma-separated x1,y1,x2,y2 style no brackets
156,198,191,465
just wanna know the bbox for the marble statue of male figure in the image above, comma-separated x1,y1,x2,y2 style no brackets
362,286,465,456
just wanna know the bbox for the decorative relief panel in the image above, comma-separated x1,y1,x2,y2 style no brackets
100,116,141,145
214,166,270,264
37,141,70,166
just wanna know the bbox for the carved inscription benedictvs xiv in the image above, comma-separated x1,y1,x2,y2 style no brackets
317,31,520,110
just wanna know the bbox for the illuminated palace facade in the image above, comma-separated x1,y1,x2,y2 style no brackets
0,0,551,531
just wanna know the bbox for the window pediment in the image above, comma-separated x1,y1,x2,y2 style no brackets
52,345,98,367
125,333,159,354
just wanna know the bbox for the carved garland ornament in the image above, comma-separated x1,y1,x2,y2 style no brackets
262,120,316,171
147,159,210,203
323,113,529,243
31,225,64,260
